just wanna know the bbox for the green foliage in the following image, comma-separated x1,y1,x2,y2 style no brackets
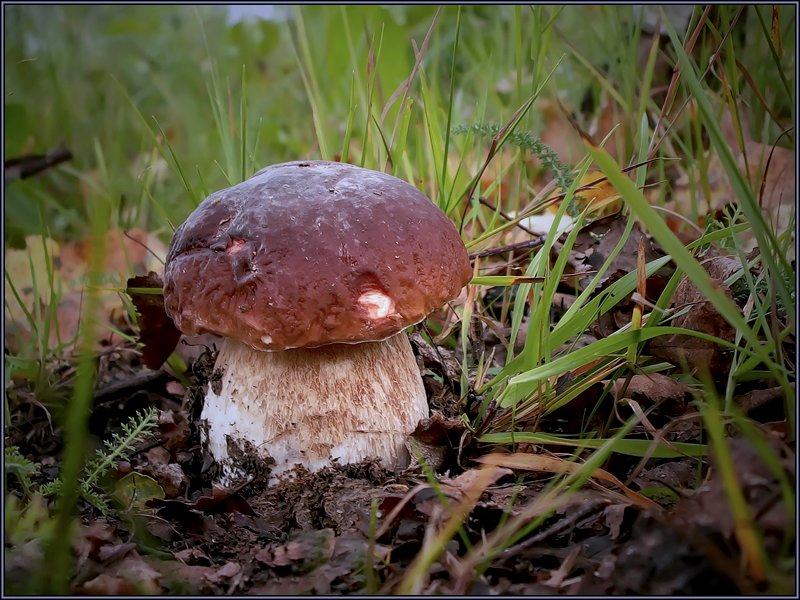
5,446,40,497
4,492,59,595
41,407,158,515
5,492,53,546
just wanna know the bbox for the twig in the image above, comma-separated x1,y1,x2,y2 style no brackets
469,237,545,260
4,144,73,182
94,370,171,406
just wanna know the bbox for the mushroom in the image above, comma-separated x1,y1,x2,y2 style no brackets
163,161,471,483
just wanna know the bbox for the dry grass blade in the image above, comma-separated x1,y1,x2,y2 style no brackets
647,5,712,157
394,465,511,595
375,482,429,540
757,127,794,208
475,452,660,511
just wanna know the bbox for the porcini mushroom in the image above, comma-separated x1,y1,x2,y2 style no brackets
163,161,471,483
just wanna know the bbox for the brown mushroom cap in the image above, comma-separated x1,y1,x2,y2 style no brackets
163,161,472,351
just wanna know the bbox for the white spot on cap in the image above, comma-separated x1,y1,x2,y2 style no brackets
261,335,273,345
358,291,394,319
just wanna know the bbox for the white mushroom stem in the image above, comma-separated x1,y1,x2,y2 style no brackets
201,333,429,484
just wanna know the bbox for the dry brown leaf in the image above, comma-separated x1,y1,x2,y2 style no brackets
157,409,191,453
610,373,691,406
672,436,794,558
174,547,212,566
205,561,242,583
648,250,742,373
126,271,182,369
565,213,667,292
735,386,786,414
255,529,336,571
143,463,188,499
407,411,467,472
79,551,162,595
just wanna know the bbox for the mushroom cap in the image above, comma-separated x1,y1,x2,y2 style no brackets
163,161,472,351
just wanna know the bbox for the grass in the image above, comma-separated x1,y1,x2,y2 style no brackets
4,4,796,594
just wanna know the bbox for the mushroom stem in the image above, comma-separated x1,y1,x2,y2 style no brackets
201,333,429,484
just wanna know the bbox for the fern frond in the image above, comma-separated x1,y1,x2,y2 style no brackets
5,447,40,496
83,407,158,488
40,407,159,515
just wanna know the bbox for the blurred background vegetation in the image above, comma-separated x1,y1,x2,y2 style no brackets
5,5,794,247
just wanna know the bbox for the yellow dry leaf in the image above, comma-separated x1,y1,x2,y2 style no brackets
549,170,623,219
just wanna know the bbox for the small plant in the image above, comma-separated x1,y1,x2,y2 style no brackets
5,446,40,498
452,122,576,203
5,492,56,595
41,406,158,515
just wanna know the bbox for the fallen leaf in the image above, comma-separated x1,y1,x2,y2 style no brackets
75,519,118,566
126,272,182,369
633,459,700,493
409,332,461,382
648,250,742,373
256,528,336,573
144,463,188,499
191,484,256,516
158,562,218,594
569,214,667,289
407,411,467,471
146,445,171,466
147,500,220,538
113,472,165,512
174,548,213,566
79,550,162,595
80,573,139,595
157,410,191,453
735,386,786,414
672,436,794,559
206,561,241,583
611,373,690,403
604,504,629,540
